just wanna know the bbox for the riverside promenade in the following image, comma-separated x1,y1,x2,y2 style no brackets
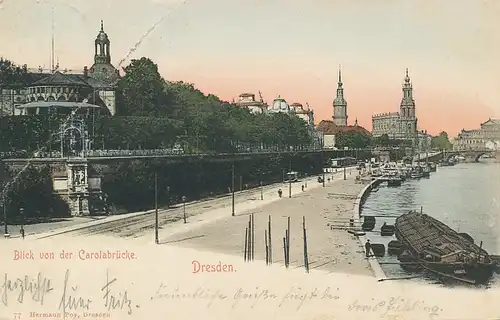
158,169,374,276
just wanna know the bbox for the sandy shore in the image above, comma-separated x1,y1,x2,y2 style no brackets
160,172,373,277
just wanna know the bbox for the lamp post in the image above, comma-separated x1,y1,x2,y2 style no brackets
231,163,235,216
166,186,170,209
260,181,263,200
19,207,25,239
154,172,159,245
182,196,187,223
288,158,292,198
3,198,8,237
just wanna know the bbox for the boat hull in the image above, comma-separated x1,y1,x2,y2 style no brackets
394,213,495,284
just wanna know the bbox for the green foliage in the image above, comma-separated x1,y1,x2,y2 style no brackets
1,164,70,222
431,131,452,150
335,131,372,149
115,58,313,152
0,58,32,86
371,134,410,147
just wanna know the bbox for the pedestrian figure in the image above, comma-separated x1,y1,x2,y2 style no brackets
301,185,304,192
20,227,25,240
365,239,371,258
278,189,283,198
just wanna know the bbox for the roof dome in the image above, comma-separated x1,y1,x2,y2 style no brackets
96,20,109,42
272,96,289,111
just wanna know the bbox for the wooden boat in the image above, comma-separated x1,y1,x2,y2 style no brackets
386,177,402,187
381,222,395,236
421,165,431,178
429,163,437,172
361,216,376,231
395,212,495,284
388,240,406,255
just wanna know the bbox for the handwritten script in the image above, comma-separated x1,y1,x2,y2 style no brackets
151,283,442,319
0,269,136,317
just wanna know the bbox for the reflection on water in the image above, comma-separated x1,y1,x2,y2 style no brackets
361,161,500,287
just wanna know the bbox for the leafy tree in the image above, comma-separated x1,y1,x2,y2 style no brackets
116,58,169,116
0,58,32,85
335,131,372,149
431,131,452,150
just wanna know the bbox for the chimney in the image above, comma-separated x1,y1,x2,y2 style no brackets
83,66,88,77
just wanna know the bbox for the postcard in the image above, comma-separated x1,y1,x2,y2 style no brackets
1,0,499,319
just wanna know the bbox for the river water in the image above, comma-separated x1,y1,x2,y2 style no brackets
361,160,500,287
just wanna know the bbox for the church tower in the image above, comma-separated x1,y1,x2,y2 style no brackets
332,66,348,126
400,68,415,118
400,68,417,139
88,20,120,84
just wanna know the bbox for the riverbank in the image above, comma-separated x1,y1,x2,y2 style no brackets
158,171,373,276
353,178,386,279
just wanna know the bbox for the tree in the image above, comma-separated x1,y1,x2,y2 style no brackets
116,58,169,116
335,131,372,149
0,58,31,85
431,131,452,150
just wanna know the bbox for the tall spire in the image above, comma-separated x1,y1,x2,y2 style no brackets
332,65,348,126
338,65,343,87
101,20,104,31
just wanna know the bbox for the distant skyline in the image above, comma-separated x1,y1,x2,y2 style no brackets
1,0,499,136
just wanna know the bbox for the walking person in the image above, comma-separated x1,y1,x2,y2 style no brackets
365,239,371,258
20,227,25,240
301,185,304,192
278,188,283,198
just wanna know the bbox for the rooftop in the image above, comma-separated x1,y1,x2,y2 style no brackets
317,120,370,135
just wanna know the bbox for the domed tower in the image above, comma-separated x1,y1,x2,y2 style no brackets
88,20,120,84
332,65,348,126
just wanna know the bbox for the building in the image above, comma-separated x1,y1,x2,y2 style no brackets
267,96,315,125
234,92,267,114
0,21,119,116
332,66,348,126
235,92,315,125
316,118,370,149
372,69,418,141
453,119,500,151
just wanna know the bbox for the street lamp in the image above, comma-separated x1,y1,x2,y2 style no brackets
166,186,170,209
182,196,187,223
231,163,235,216
19,207,25,239
154,172,159,245
260,181,263,200
3,198,8,238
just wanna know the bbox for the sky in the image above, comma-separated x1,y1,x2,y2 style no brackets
0,0,499,136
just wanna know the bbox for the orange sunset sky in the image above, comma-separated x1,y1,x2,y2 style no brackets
0,0,499,137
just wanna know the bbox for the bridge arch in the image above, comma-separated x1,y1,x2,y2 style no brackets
443,151,495,162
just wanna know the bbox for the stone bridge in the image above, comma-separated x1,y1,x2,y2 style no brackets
425,150,499,163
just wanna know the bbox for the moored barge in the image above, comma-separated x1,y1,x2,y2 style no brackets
395,212,495,284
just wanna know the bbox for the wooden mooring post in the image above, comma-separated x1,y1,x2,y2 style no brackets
244,227,248,261
287,217,291,266
268,215,272,264
251,213,255,261
303,216,309,273
283,236,288,268
265,230,269,265
247,216,252,262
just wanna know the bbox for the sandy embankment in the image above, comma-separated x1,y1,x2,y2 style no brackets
160,172,373,276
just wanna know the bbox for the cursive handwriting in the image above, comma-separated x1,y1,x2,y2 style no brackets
58,269,92,316
347,296,442,319
101,269,133,315
232,287,278,309
152,282,227,308
0,272,53,306
278,286,340,311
